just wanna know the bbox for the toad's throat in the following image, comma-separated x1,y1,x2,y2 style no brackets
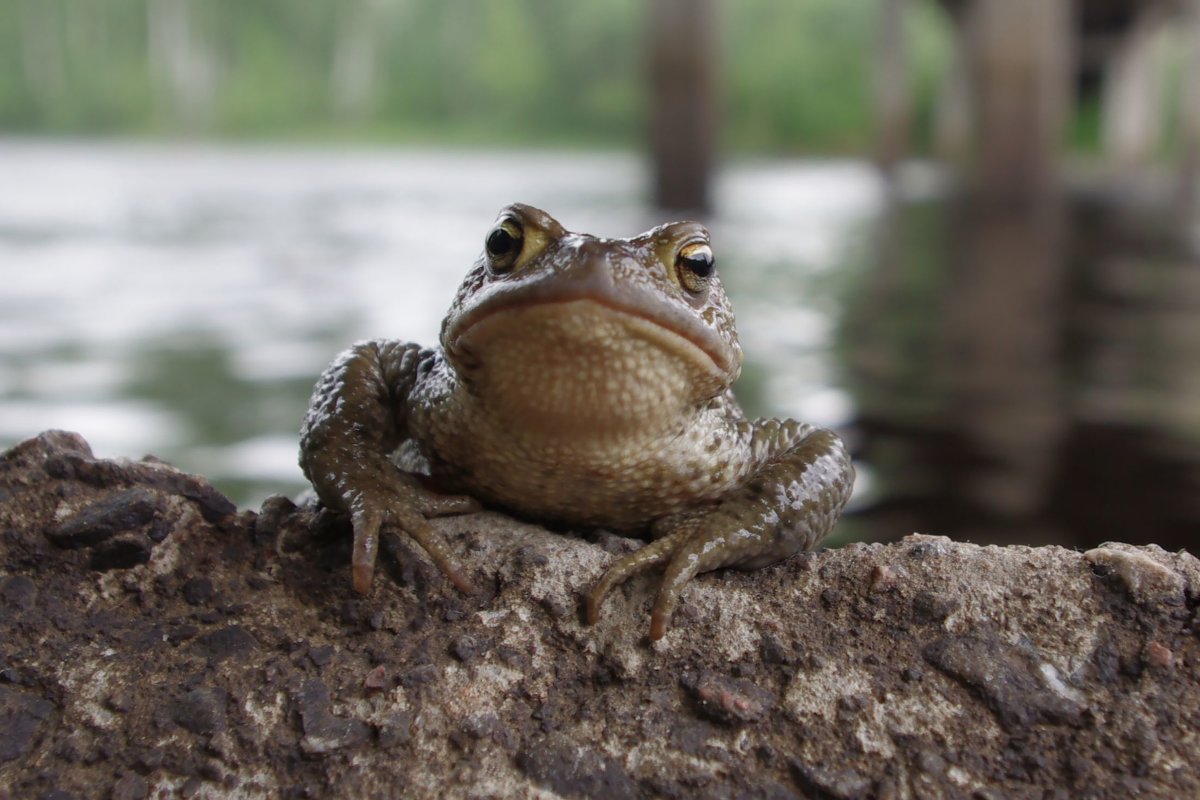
448,298,727,436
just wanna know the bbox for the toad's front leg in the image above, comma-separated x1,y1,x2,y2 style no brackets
587,420,854,641
299,340,480,594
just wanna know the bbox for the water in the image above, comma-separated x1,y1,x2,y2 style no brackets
0,139,878,509
4,139,1198,553
847,188,1200,552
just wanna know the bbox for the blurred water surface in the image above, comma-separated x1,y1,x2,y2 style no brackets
0,139,878,507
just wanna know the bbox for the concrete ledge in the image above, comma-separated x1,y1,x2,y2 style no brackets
1,431,1197,798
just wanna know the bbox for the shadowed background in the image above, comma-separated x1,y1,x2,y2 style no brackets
0,0,1196,552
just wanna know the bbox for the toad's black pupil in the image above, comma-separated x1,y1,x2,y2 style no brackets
487,227,517,256
682,252,713,278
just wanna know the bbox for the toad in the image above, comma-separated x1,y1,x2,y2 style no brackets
300,204,854,640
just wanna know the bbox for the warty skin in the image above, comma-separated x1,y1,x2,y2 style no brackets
300,203,855,640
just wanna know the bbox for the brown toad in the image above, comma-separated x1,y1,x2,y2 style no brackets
300,204,854,639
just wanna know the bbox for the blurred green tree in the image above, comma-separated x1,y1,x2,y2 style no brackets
0,0,948,153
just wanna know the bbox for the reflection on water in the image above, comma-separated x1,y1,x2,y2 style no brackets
5,140,1193,551
847,184,1200,552
0,140,873,507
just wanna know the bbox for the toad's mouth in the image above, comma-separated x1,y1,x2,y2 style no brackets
445,292,738,380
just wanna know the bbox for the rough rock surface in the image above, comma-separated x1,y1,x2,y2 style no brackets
1,431,1198,799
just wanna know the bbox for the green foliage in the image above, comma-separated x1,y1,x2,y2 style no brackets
724,0,875,152
0,0,950,153
906,1,954,147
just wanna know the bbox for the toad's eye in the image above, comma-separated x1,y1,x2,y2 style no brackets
675,241,714,293
485,218,524,273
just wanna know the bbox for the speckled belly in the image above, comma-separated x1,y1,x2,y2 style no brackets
420,420,752,531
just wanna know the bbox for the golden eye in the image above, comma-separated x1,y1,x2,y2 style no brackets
485,218,524,273
675,241,714,293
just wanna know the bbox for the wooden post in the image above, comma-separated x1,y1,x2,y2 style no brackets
961,0,1072,206
331,0,386,122
942,0,1074,514
1181,0,1200,213
1101,8,1166,174
146,0,217,132
648,0,717,213
17,0,68,118
875,0,912,176
933,4,973,166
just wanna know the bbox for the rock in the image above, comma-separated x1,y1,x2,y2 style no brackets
1144,641,1175,671
181,577,214,606
40,790,79,800
0,431,1198,798
0,685,55,763
789,762,874,800
760,632,794,665
911,590,959,624
192,626,258,664
449,634,484,663
684,670,775,725
516,732,640,800
0,430,92,476
363,664,388,691
1085,544,1188,606
294,679,372,755
306,645,334,667
173,687,229,736
47,488,163,549
922,628,1086,730
377,710,414,749
869,563,900,592
0,574,37,613
110,771,148,800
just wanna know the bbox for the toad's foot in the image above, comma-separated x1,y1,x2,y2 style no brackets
343,470,481,595
299,341,483,595
586,428,854,641
585,510,755,641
